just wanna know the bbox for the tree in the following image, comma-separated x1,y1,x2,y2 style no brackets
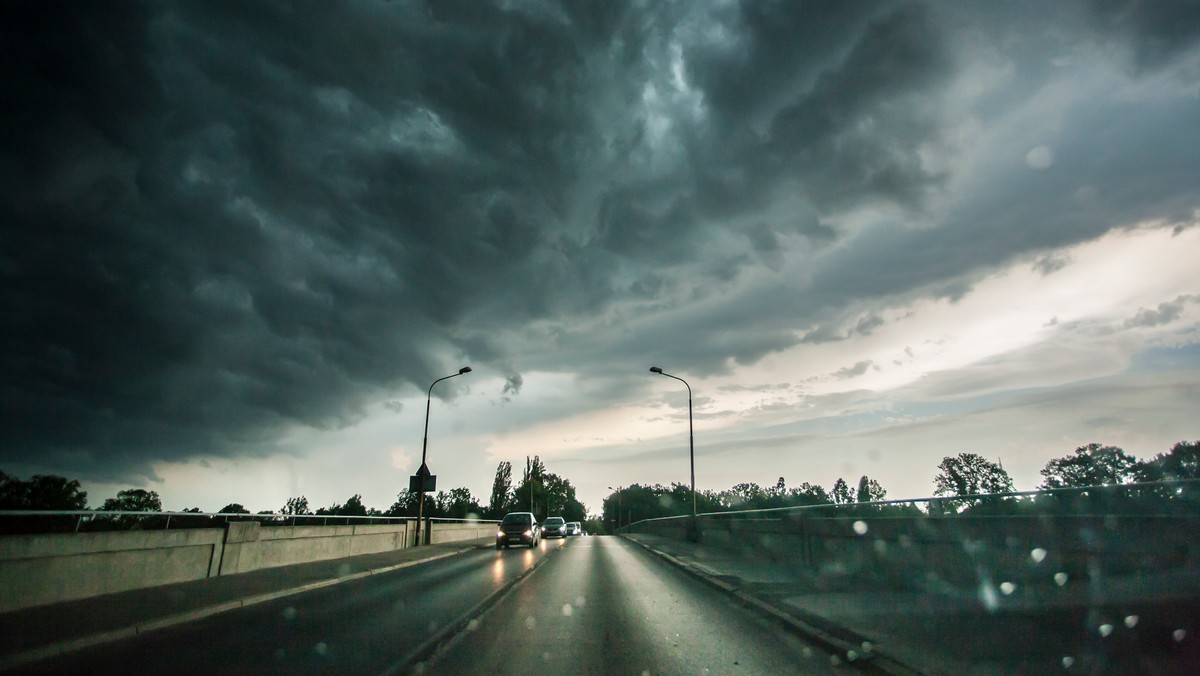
1134,440,1200,483
933,454,1014,512
101,489,162,513
487,461,513,518
340,494,367,517
1040,443,1137,489
857,475,887,503
282,496,311,515
97,488,163,530
436,487,483,519
787,482,830,505
831,478,855,505
0,472,88,510
217,503,250,515
386,489,435,517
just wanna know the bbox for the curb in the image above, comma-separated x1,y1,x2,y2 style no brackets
0,547,473,673
623,536,924,675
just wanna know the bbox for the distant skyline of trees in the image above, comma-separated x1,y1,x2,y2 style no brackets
3,440,1197,528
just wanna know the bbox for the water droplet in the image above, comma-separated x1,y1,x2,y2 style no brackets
852,520,868,535
1025,145,1054,169
281,606,297,621
861,641,873,653
467,619,480,631
978,580,999,611
561,604,574,617
801,647,813,658
542,651,551,662
1174,629,1187,642
525,616,537,629
337,564,352,577
1099,624,1114,637
1000,582,1016,595
1030,548,1047,563
314,642,329,656
1124,615,1138,629
846,650,859,661
1062,656,1075,668
575,595,587,606
1054,572,1069,586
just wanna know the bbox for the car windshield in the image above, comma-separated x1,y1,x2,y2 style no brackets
4,2,1198,674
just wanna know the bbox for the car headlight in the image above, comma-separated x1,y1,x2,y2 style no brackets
523,529,532,537
497,530,504,538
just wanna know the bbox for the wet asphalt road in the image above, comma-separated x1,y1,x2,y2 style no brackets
14,536,838,675
419,535,838,675
18,538,566,675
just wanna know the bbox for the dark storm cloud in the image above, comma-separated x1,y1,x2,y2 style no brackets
3,0,1199,482
2,0,632,476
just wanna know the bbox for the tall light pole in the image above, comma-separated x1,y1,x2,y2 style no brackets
649,366,697,541
415,366,471,546
608,485,624,532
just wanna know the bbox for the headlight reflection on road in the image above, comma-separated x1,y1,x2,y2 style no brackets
491,558,505,584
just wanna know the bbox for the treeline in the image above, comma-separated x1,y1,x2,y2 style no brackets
604,440,1200,526
0,455,590,533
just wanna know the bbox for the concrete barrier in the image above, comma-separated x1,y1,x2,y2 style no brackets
0,528,226,612
629,513,1200,593
0,518,495,612
429,522,496,545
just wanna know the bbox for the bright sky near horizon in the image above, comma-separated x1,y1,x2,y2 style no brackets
3,1,1198,515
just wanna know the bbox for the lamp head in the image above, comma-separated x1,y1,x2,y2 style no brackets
649,366,663,373
459,366,473,374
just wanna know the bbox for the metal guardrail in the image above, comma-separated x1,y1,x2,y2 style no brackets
618,477,1200,530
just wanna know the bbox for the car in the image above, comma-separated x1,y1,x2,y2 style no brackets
495,512,540,549
542,516,566,538
564,522,581,536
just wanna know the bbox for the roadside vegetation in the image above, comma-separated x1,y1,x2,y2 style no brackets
2,441,1196,534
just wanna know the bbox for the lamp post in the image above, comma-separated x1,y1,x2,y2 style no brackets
649,366,697,541
608,485,624,532
414,366,471,546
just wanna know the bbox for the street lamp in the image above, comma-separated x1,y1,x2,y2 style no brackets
415,366,471,546
608,485,624,532
649,366,697,541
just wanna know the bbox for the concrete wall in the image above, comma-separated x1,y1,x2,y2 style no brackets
428,522,496,545
217,522,412,575
0,518,493,612
0,528,225,612
629,513,1200,592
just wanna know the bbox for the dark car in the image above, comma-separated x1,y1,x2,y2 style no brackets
542,516,566,538
496,512,540,549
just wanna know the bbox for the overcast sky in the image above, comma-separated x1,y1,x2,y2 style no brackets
3,0,1199,515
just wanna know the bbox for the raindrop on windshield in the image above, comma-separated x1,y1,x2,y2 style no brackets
852,520,868,535
1000,582,1016,595
1099,624,1114,637
1054,572,1069,586
561,603,574,617
1174,629,1187,642
1030,548,1047,563
1124,615,1138,629
1062,656,1075,668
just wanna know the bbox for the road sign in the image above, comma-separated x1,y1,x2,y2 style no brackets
410,474,436,492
